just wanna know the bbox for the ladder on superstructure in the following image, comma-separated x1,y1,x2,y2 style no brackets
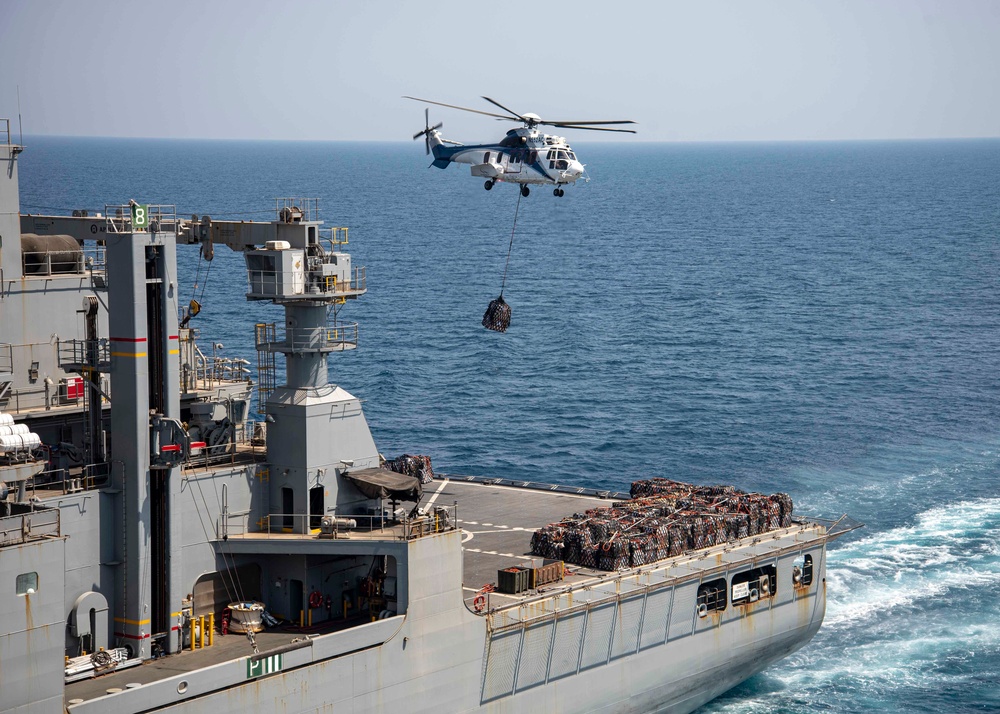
254,323,277,413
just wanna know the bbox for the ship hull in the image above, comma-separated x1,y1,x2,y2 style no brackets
66,525,826,714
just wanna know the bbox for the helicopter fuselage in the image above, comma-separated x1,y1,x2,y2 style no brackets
427,127,585,188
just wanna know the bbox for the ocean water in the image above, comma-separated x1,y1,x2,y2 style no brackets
17,136,1000,712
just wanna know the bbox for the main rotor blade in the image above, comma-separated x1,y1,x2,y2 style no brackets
542,120,637,126
402,96,512,120
480,96,526,121
548,124,637,134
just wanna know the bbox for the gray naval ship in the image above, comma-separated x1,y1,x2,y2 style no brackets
0,123,858,713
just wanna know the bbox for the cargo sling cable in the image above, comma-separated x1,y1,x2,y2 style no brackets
481,191,521,333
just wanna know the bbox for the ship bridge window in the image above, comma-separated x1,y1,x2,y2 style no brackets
731,565,777,604
792,554,814,587
16,572,38,595
696,578,727,616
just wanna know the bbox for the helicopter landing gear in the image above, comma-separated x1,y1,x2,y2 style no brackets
520,185,530,197
553,188,565,197
484,180,495,191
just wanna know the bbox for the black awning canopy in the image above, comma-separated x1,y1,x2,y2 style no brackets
343,468,423,502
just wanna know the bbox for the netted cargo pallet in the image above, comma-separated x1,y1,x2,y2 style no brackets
530,478,795,572
384,454,435,484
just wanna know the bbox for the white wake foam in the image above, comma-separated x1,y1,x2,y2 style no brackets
824,497,1000,628
701,497,1000,712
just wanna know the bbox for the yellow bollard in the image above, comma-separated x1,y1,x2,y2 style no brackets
308,609,313,627
198,616,205,648
190,619,195,652
299,609,304,628
208,613,215,647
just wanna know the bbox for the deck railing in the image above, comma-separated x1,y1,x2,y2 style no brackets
20,245,105,276
58,338,111,370
0,343,11,375
104,204,177,234
218,505,458,541
246,266,366,300
274,198,320,223
255,324,359,353
0,506,60,547
25,462,111,498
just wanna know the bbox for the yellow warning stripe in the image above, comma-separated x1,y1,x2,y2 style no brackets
111,351,147,358
168,349,179,355
113,616,151,626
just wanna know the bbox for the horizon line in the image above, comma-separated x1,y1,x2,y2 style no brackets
9,132,1000,145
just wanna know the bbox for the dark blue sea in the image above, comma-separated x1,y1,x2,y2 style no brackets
17,136,1000,713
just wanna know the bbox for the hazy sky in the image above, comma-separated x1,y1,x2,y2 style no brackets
2,0,998,142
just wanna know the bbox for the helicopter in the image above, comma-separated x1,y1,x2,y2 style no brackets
404,96,636,197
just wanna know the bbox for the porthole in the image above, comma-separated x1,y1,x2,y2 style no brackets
16,572,38,595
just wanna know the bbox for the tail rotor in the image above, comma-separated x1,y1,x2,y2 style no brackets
412,108,443,155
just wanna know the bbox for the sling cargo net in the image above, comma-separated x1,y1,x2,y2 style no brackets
384,454,435,484
482,295,512,333
530,478,794,572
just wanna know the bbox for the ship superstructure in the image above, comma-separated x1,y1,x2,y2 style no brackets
0,122,857,714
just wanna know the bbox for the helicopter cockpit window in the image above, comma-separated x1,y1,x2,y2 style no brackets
567,151,577,160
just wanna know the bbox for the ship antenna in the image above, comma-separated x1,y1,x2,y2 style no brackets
16,85,23,146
